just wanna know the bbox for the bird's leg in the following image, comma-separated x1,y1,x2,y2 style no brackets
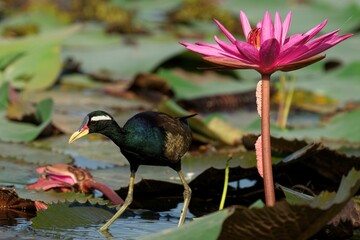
177,170,191,226
99,171,136,232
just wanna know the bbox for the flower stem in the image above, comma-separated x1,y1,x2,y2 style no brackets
261,74,275,206
83,179,124,205
219,155,232,210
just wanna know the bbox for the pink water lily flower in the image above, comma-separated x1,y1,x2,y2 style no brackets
181,11,352,75
27,164,124,205
181,10,352,207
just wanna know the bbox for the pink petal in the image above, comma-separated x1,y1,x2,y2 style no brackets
182,42,225,57
281,11,292,45
203,56,258,70
304,19,328,40
46,164,77,183
260,11,274,45
277,35,311,63
34,201,48,211
282,33,310,48
306,29,340,49
235,40,260,63
36,166,46,174
288,30,340,61
49,175,77,185
276,55,325,72
255,136,263,178
274,12,282,44
294,33,352,61
240,11,252,38
214,19,236,44
259,39,280,69
214,36,241,57
26,178,70,191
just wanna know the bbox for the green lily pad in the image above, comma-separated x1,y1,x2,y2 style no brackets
141,168,360,240
0,157,38,186
0,83,8,111
0,26,78,90
0,98,54,142
158,69,255,100
294,61,360,105
0,142,72,165
0,8,69,34
16,188,109,205
63,23,121,48
31,200,114,230
246,108,360,144
62,35,185,79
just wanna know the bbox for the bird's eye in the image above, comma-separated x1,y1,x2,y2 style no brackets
89,121,95,125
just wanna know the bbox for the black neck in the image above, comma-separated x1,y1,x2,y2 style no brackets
100,121,125,148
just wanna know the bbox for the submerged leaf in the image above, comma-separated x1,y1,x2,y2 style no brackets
31,201,115,229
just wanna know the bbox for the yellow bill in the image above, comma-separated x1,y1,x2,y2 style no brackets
68,129,89,143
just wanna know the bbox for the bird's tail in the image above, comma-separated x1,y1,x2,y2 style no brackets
177,113,197,122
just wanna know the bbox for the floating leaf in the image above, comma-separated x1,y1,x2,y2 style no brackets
142,207,229,240
3,42,61,90
31,201,114,229
16,188,109,205
63,35,185,79
246,108,360,144
142,168,360,240
0,142,72,165
0,83,9,111
0,98,54,142
0,26,79,90
0,158,38,186
158,69,255,100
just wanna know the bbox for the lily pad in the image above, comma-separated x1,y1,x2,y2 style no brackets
141,168,360,240
31,201,114,230
62,35,185,80
0,158,38,186
294,61,360,105
158,68,255,100
16,188,109,206
0,26,78,90
0,142,72,165
246,108,360,144
0,98,54,142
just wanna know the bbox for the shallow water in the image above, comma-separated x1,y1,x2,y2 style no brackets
1,203,193,240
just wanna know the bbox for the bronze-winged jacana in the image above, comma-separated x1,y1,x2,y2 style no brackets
69,110,196,231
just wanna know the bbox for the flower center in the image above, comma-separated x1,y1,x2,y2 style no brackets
247,28,261,49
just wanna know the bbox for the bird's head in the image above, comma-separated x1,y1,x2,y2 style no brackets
69,111,114,143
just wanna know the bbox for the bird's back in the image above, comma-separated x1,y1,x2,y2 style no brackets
121,111,192,171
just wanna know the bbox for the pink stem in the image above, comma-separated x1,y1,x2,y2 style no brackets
83,179,124,205
261,74,275,206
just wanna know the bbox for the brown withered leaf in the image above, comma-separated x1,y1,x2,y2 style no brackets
0,187,36,225
6,100,38,124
